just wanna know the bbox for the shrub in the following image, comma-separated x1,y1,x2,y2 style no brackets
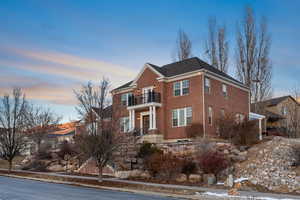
137,142,162,159
181,158,197,181
36,144,52,160
145,152,183,182
58,141,77,159
144,152,163,177
198,150,228,175
185,123,203,138
216,113,258,146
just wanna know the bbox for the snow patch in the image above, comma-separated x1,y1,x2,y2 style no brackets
198,192,298,200
234,177,248,183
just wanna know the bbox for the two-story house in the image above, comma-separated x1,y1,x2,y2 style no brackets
251,95,300,136
111,57,250,143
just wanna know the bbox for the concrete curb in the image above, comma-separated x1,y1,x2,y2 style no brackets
0,173,198,199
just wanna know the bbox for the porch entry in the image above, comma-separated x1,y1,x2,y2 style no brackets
142,115,150,135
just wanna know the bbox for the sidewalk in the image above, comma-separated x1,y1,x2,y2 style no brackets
1,169,299,199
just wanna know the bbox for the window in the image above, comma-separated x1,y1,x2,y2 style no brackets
182,80,190,95
205,77,211,93
222,84,227,97
120,117,130,132
173,80,190,96
172,107,192,127
281,106,287,116
208,106,213,125
121,93,132,106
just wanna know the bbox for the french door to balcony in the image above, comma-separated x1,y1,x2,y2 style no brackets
142,87,153,104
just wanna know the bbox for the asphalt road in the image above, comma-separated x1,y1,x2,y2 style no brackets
0,176,178,200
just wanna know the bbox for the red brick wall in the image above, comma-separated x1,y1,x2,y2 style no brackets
112,67,250,140
164,75,204,139
204,75,250,136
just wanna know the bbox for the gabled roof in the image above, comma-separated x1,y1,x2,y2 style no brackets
252,96,297,108
114,57,244,90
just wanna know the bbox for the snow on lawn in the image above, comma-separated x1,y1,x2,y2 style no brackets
197,192,298,200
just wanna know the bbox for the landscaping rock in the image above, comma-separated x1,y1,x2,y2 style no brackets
203,174,216,185
189,174,202,183
176,174,187,182
47,164,64,172
235,137,300,193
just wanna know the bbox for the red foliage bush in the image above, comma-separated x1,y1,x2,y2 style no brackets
181,158,197,181
145,152,183,181
198,151,228,175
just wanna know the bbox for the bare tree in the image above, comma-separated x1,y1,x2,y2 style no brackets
0,88,28,172
205,17,229,73
74,78,123,182
174,29,193,61
284,87,300,138
25,105,61,152
235,6,272,103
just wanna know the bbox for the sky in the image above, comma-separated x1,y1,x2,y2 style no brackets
0,0,299,122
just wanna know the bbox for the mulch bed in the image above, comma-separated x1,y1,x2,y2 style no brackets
0,170,199,196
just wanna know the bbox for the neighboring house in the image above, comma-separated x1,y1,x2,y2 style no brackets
251,95,300,136
111,57,250,142
75,106,113,135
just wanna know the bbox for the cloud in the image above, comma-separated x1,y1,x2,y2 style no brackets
0,47,138,105
8,47,136,81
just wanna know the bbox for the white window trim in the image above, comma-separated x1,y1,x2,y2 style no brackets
172,107,192,127
208,106,213,126
121,93,132,106
205,77,211,93
222,84,227,97
173,80,190,96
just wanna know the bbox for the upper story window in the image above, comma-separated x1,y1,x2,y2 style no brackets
281,106,287,116
120,116,130,132
173,80,190,96
208,106,213,125
121,93,132,106
222,84,227,97
172,107,192,127
205,77,211,93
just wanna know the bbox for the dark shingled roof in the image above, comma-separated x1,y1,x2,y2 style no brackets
114,57,244,90
252,96,291,108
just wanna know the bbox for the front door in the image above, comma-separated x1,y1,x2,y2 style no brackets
142,115,150,135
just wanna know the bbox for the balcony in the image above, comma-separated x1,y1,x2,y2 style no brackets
127,92,161,109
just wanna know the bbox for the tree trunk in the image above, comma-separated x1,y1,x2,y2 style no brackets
98,166,103,182
8,160,12,173
187,174,190,182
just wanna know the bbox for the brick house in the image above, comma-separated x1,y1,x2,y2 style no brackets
111,57,250,142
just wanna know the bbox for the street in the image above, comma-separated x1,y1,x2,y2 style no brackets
0,176,178,200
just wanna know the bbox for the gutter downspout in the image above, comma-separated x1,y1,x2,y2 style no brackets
202,72,206,138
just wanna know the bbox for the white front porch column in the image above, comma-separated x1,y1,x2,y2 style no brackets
259,118,262,140
149,106,153,130
153,106,156,129
129,109,132,131
132,110,135,131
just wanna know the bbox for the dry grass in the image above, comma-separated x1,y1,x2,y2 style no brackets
0,156,25,170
